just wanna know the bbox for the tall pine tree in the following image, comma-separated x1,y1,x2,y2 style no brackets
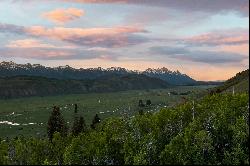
91,114,101,129
47,106,68,141
71,104,86,136
72,116,86,136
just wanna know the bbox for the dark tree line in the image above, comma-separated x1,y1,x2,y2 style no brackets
138,99,152,107
47,104,101,140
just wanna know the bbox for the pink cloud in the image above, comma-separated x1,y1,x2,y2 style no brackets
185,30,249,46
0,48,72,59
0,46,118,60
27,26,146,37
0,23,149,47
219,44,249,56
25,26,148,47
6,39,56,48
42,8,84,24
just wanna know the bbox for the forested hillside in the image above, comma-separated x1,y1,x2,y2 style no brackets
210,69,249,94
0,93,248,165
0,74,171,99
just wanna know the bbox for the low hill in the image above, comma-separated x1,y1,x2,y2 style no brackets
209,69,249,94
0,74,171,99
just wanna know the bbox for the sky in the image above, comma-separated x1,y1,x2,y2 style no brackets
0,0,249,81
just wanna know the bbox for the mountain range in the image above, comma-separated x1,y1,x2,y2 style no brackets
0,61,226,99
0,61,196,86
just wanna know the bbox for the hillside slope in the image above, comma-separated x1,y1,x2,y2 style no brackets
210,69,249,94
0,74,171,99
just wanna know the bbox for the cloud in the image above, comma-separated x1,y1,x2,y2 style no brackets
26,26,149,47
124,7,169,26
6,39,56,48
0,23,149,47
13,0,249,16
0,46,118,60
42,8,84,24
219,44,249,56
150,46,246,64
0,23,25,35
62,0,249,16
183,29,249,46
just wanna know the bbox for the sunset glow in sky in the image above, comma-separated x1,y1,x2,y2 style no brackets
0,0,249,81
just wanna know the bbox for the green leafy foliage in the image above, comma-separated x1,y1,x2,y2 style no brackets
0,139,9,165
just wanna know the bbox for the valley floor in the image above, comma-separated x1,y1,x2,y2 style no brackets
0,85,213,138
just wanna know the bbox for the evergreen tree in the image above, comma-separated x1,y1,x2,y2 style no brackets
72,116,79,136
146,100,152,106
47,106,68,141
74,104,78,113
138,100,145,107
72,116,86,136
71,103,86,136
91,114,101,129
78,116,86,132
139,109,144,115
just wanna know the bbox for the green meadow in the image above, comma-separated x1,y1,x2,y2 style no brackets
0,85,214,138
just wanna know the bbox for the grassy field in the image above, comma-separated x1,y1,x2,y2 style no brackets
0,85,214,138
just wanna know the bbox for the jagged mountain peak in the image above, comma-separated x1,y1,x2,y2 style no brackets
0,61,16,67
0,61,186,75
107,67,127,71
144,67,177,74
56,65,74,70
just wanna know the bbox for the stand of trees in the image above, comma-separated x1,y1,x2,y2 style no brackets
71,104,87,136
138,99,152,107
0,93,249,165
47,104,99,138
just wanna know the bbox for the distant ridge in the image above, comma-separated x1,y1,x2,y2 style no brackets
0,61,197,85
0,74,171,99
